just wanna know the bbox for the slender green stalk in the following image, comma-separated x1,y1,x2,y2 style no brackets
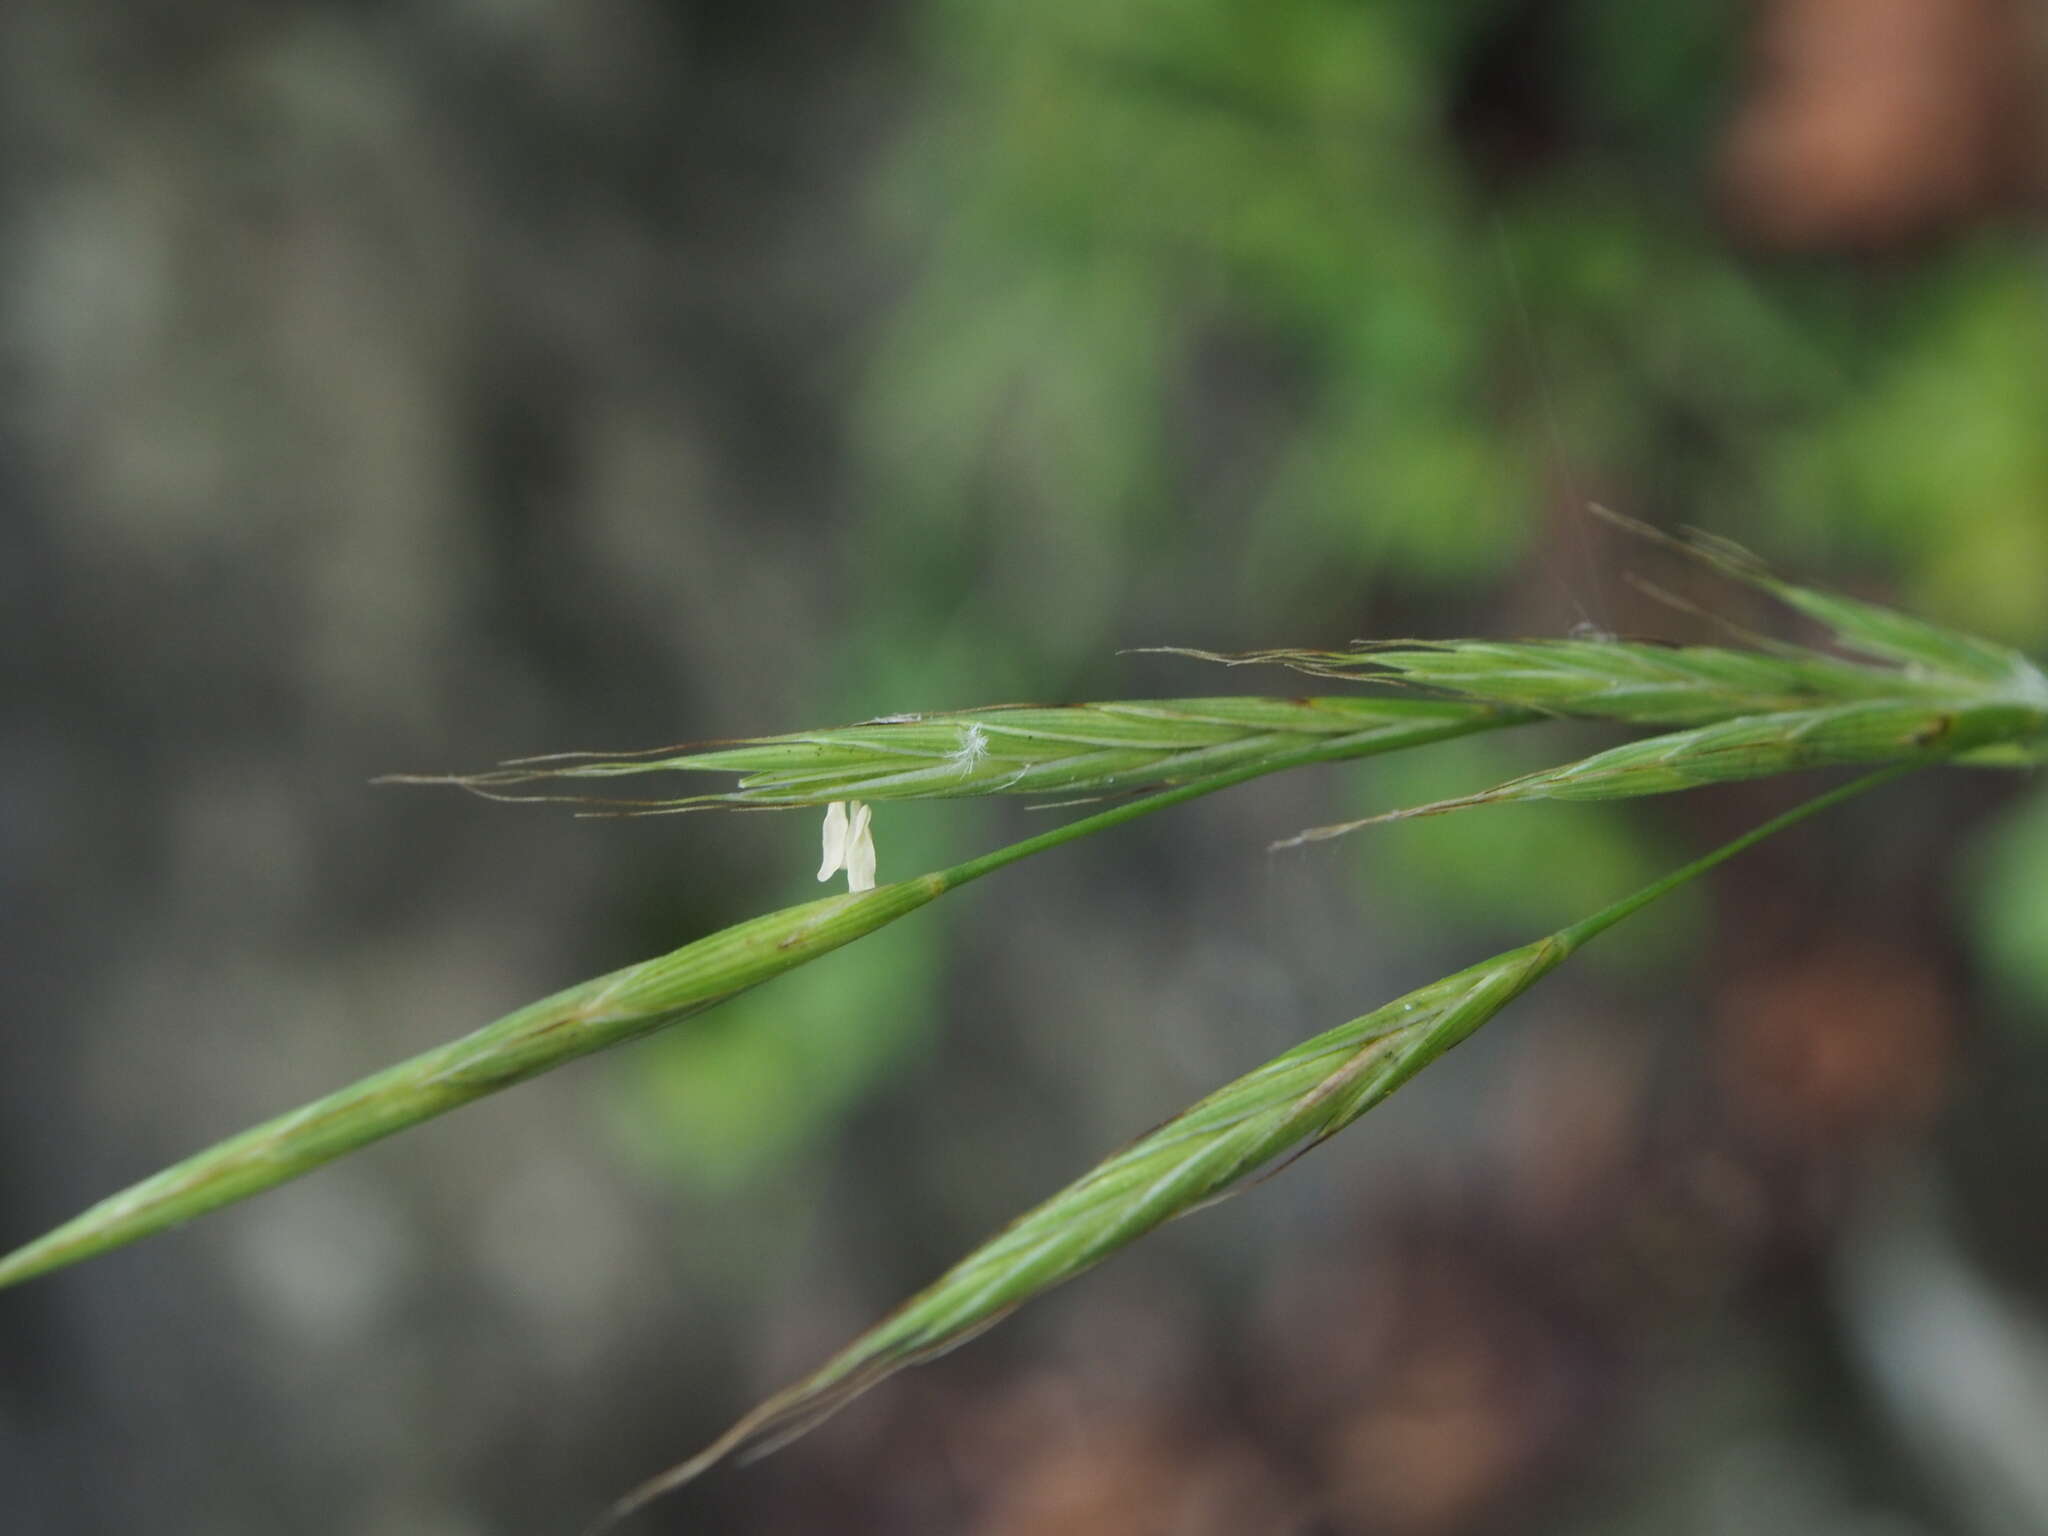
595,767,1912,1530
0,707,1509,1293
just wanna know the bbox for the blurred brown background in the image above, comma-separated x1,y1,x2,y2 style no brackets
5,2,2048,1533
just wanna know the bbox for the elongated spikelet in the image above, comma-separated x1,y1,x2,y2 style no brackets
1282,699,2047,844
0,878,948,1292
1198,529,2048,845
389,696,1524,811
1175,519,2048,742
1167,639,1943,726
589,939,1570,1525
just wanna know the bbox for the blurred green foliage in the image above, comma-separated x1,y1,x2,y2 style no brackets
605,905,947,1190
1965,783,2048,1022
1360,731,1699,974
1770,258,2048,646
606,808,961,1190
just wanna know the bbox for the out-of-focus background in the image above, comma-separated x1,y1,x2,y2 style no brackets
4,2,2048,1532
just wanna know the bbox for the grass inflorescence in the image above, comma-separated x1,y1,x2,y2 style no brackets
3,524,2043,1532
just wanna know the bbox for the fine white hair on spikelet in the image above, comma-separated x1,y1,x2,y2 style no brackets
949,721,989,774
